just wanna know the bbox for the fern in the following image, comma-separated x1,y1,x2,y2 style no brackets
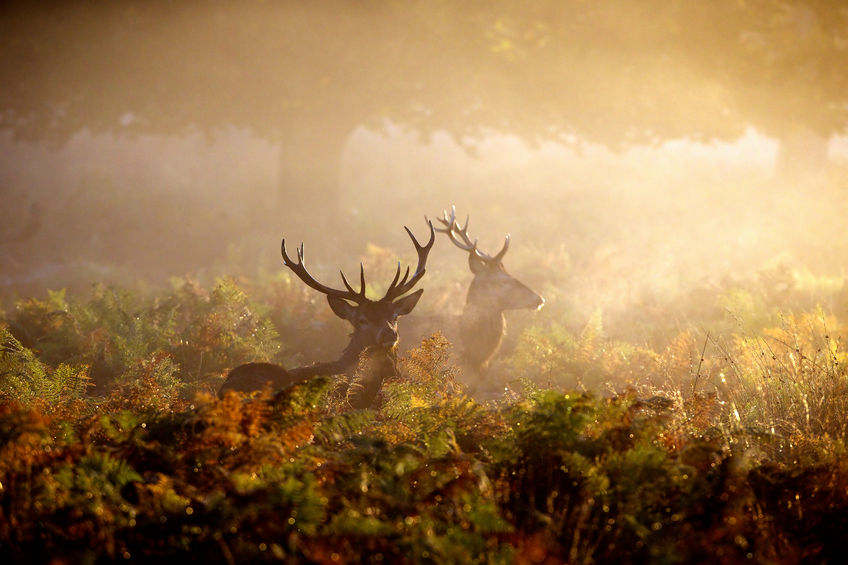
0,325,89,406
314,409,376,446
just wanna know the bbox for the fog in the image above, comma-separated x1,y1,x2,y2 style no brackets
2,1,848,340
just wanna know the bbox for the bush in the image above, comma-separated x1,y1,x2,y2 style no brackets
3,273,848,562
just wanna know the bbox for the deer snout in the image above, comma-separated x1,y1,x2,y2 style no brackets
534,295,546,311
376,323,400,348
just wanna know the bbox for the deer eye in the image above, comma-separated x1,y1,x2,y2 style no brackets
352,313,369,326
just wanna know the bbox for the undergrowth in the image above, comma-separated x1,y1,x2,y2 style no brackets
2,274,848,562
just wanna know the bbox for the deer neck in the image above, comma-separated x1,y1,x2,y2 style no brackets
343,335,398,408
459,298,507,371
288,334,397,408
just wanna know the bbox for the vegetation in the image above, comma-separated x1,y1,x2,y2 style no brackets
2,267,848,563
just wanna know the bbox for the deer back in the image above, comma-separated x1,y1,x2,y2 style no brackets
218,362,291,395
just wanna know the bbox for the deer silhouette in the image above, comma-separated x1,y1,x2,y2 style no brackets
430,206,544,372
219,222,435,408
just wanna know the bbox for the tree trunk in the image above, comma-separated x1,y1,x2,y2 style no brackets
775,127,830,183
275,113,355,255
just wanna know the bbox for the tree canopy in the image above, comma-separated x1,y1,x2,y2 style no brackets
2,1,846,148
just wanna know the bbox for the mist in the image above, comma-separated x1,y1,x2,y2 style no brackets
7,5,848,559
2,0,848,342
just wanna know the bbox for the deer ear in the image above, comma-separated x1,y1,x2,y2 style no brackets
468,254,487,274
326,295,356,321
392,289,423,316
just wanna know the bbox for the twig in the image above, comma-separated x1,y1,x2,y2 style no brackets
691,330,710,396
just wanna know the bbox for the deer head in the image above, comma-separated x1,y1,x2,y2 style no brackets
434,206,544,313
281,222,436,357
220,223,434,402
432,206,544,371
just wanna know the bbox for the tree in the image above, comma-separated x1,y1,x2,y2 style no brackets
1,0,846,232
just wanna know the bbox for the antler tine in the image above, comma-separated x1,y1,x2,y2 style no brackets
281,238,367,303
434,205,478,253
388,262,411,290
387,261,401,289
432,206,456,233
453,212,479,251
469,233,509,263
339,263,368,300
383,221,435,301
433,206,511,263
429,207,451,235
492,234,510,262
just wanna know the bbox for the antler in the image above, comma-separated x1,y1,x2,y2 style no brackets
282,221,435,305
431,205,509,263
281,240,368,304
382,220,436,302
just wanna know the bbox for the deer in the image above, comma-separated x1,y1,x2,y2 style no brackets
408,207,544,382
219,222,435,408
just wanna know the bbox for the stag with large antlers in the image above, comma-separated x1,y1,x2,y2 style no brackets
219,223,435,408
430,206,544,372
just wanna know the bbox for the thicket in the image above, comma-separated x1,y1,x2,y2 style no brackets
2,270,848,563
